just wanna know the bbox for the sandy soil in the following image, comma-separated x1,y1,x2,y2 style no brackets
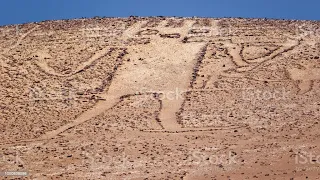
0,17,320,179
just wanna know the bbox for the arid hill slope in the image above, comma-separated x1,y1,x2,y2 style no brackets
0,17,320,179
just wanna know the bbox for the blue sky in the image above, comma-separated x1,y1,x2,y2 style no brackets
0,0,319,26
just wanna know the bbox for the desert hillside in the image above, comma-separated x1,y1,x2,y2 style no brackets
1,17,320,179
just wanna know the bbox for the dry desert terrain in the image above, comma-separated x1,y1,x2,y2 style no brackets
0,17,320,179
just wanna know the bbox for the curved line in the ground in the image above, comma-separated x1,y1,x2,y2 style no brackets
3,25,39,54
235,39,300,73
34,47,115,77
